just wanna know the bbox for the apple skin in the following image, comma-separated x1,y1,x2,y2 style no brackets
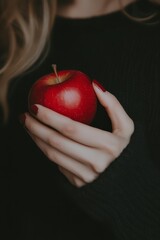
28,69,97,125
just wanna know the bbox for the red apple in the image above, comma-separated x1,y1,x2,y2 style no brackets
28,65,97,124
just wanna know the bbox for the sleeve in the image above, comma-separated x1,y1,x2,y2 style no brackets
56,122,160,240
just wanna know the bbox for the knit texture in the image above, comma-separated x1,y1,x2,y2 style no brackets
1,1,160,240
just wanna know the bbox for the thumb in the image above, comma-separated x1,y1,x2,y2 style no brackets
92,80,134,137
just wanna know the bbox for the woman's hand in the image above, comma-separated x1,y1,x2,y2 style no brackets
21,82,134,187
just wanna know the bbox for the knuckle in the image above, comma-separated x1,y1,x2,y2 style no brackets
61,120,76,136
123,118,135,139
73,178,84,188
109,136,131,158
116,118,135,140
82,173,97,184
109,93,120,107
128,118,135,135
41,112,50,124
101,141,120,161
46,135,62,149
46,135,53,146
46,135,56,146
43,147,53,161
109,143,121,159
91,159,107,174
44,140,61,162
49,151,60,164
26,119,34,132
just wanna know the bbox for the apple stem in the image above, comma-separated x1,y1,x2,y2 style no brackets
52,64,61,83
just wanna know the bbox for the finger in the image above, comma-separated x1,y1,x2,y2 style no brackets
25,113,104,165
28,104,117,148
29,132,98,183
25,113,121,170
59,166,85,188
29,127,113,175
92,82,134,137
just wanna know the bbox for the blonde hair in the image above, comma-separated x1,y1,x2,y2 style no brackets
0,0,57,122
0,0,159,122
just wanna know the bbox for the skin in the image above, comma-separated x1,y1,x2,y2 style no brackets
22,0,135,187
57,0,135,18
23,83,134,187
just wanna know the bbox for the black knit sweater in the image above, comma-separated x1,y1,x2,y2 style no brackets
1,1,160,240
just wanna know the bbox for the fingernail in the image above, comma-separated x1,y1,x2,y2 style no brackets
30,105,38,115
92,80,106,92
19,113,26,125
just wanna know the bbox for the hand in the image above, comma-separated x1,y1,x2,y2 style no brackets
21,82,134,187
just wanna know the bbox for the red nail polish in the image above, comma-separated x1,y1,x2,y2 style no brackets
30,105,38,115
93,80,106,92
19,113,26,125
